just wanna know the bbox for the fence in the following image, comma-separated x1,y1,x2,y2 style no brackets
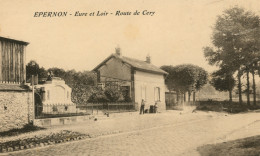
35,102,136,119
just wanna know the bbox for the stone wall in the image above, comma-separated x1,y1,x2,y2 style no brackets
0,91,33,132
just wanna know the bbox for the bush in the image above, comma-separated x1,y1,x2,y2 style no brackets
104,88,121,102
88,86,133,103
87,88,108,103
196,101,260,113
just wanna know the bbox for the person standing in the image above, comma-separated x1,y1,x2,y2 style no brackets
154,102,158,113
140,99,145,114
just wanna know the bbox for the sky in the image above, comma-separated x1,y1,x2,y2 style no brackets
0,0,260,73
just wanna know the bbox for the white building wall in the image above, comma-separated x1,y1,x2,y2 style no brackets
134,71,166,112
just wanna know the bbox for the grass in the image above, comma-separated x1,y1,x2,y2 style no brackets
0,124,45,137
197,135,260,156
196,101,260,113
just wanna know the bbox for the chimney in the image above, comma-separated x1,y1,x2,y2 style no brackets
146,54,151,63
115,47,121,56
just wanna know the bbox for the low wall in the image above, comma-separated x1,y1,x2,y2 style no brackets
34,115,95,127
0,91,33,132
42,104,77,114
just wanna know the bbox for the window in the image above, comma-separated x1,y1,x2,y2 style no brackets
155,87,160,101
141,85,146,100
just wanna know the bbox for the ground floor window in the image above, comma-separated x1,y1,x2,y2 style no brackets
141,85,146,100
155,87,160,101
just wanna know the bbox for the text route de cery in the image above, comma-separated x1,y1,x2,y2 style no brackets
33,10,155,17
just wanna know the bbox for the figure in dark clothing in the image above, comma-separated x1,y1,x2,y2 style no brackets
154,102,158,113
140,99,145,114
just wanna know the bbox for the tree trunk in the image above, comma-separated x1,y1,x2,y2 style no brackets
193,91,196,104
228,73,233,102
188,91,191,102
183,92,186,102
237,71,243,104
176,91,179,104
252,70,256,105
246,69,250,106
229,89,232,102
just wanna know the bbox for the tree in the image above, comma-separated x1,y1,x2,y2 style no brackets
210,68,236,101
47,67,66,78
204,7,260,104
26,60,48,82
250,63,258,105
70,71,97,104
194,66,208,102
161,64,208,103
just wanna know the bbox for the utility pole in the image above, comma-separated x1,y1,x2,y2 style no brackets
32,75,35,124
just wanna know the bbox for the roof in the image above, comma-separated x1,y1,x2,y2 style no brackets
0,36,29,45
93,54,168,75
0,84,31,91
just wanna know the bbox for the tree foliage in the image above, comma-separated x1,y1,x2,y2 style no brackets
87,87,108,103
104,87,121,102
204,7,260,68
26,61,97,104
88,85,131,103
161,64,208,93
26,60,48,81
210,69,235,92
204,7,260,103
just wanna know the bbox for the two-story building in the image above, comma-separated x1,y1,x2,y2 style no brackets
93,48,167,112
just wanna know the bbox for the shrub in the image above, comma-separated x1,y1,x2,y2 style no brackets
87,88,108,103
104,87,121,102
196,101,260,113
88,85,132,103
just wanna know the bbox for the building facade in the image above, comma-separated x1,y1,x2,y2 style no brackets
0,36,33,132
93,49,167,112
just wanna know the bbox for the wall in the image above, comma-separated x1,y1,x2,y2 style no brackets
99,57,131,82
0,40,27,83
0,91,33,132
134,71,166,112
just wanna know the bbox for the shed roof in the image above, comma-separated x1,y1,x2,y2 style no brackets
93,54,168,75
0,36,29,45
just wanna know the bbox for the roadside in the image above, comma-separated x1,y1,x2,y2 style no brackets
0,109,225,153
1,109,260,155
197,120,260,156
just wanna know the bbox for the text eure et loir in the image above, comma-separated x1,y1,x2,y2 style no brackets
33,10,155,17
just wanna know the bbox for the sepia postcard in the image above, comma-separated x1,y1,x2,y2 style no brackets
0,0,260,155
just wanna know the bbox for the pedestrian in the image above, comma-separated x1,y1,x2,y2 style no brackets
140,99,145,114
154,102,158,113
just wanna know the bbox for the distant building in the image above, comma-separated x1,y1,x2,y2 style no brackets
0,36,33,132
93,48,168,111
